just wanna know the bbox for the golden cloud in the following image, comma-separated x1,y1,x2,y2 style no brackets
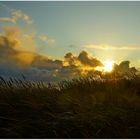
85,44,140,50
0,28,137,80
15,52,36,66
0,26,37,66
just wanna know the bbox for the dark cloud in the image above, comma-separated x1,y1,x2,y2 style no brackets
119,61,130,71
78,50,103,67
64,51,103,68
64,52,78,66
113,60,137,76
31,55,62,70
0,64,54,81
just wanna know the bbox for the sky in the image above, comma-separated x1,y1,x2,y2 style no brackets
0,1,139,81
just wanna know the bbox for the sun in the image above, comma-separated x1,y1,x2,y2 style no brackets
103,60,114,72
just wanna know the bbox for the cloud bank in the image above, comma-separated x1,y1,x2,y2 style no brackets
0,26,138,82
0,26,105,81
0,3,138,82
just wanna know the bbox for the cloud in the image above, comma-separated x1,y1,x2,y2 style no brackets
30,50,103,81
0,31,138,81
0,26,60,78
64,52,80,66
0,4,93,81
3,26,37,52
0,26,63,81
64,51,103,68
0,35,36,66
39,35,55,44
56,66,82,80
0,3,33,24
0,64,54,82
0,26,37,66
78,50,103,67
0,3,55,49
60,51,104,79
0,17,16,23
31,55,62,70
112,61,137,76
11,10,33,24
0,20,138,81
0,28,104,81
85,44,140,51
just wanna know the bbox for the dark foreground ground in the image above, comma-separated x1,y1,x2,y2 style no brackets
0,76,140,138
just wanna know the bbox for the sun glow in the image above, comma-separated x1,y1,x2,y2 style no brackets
95,60,114,72
103,60,114,72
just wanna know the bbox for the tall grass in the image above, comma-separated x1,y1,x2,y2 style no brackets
0,75,140,138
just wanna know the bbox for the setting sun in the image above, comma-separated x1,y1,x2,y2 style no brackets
0,1,140,139
103,60,114,72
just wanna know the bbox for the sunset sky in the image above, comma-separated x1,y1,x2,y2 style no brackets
0,1,140,81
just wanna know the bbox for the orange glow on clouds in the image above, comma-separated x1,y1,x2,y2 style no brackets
95,60,114,72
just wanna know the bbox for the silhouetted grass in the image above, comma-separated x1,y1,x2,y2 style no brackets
0,75,140,138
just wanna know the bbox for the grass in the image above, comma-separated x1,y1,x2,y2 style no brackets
0,75,140,138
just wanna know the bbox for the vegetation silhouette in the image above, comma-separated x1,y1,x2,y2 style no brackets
0,72,140,138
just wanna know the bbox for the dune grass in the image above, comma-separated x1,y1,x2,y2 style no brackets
0,75,140,138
